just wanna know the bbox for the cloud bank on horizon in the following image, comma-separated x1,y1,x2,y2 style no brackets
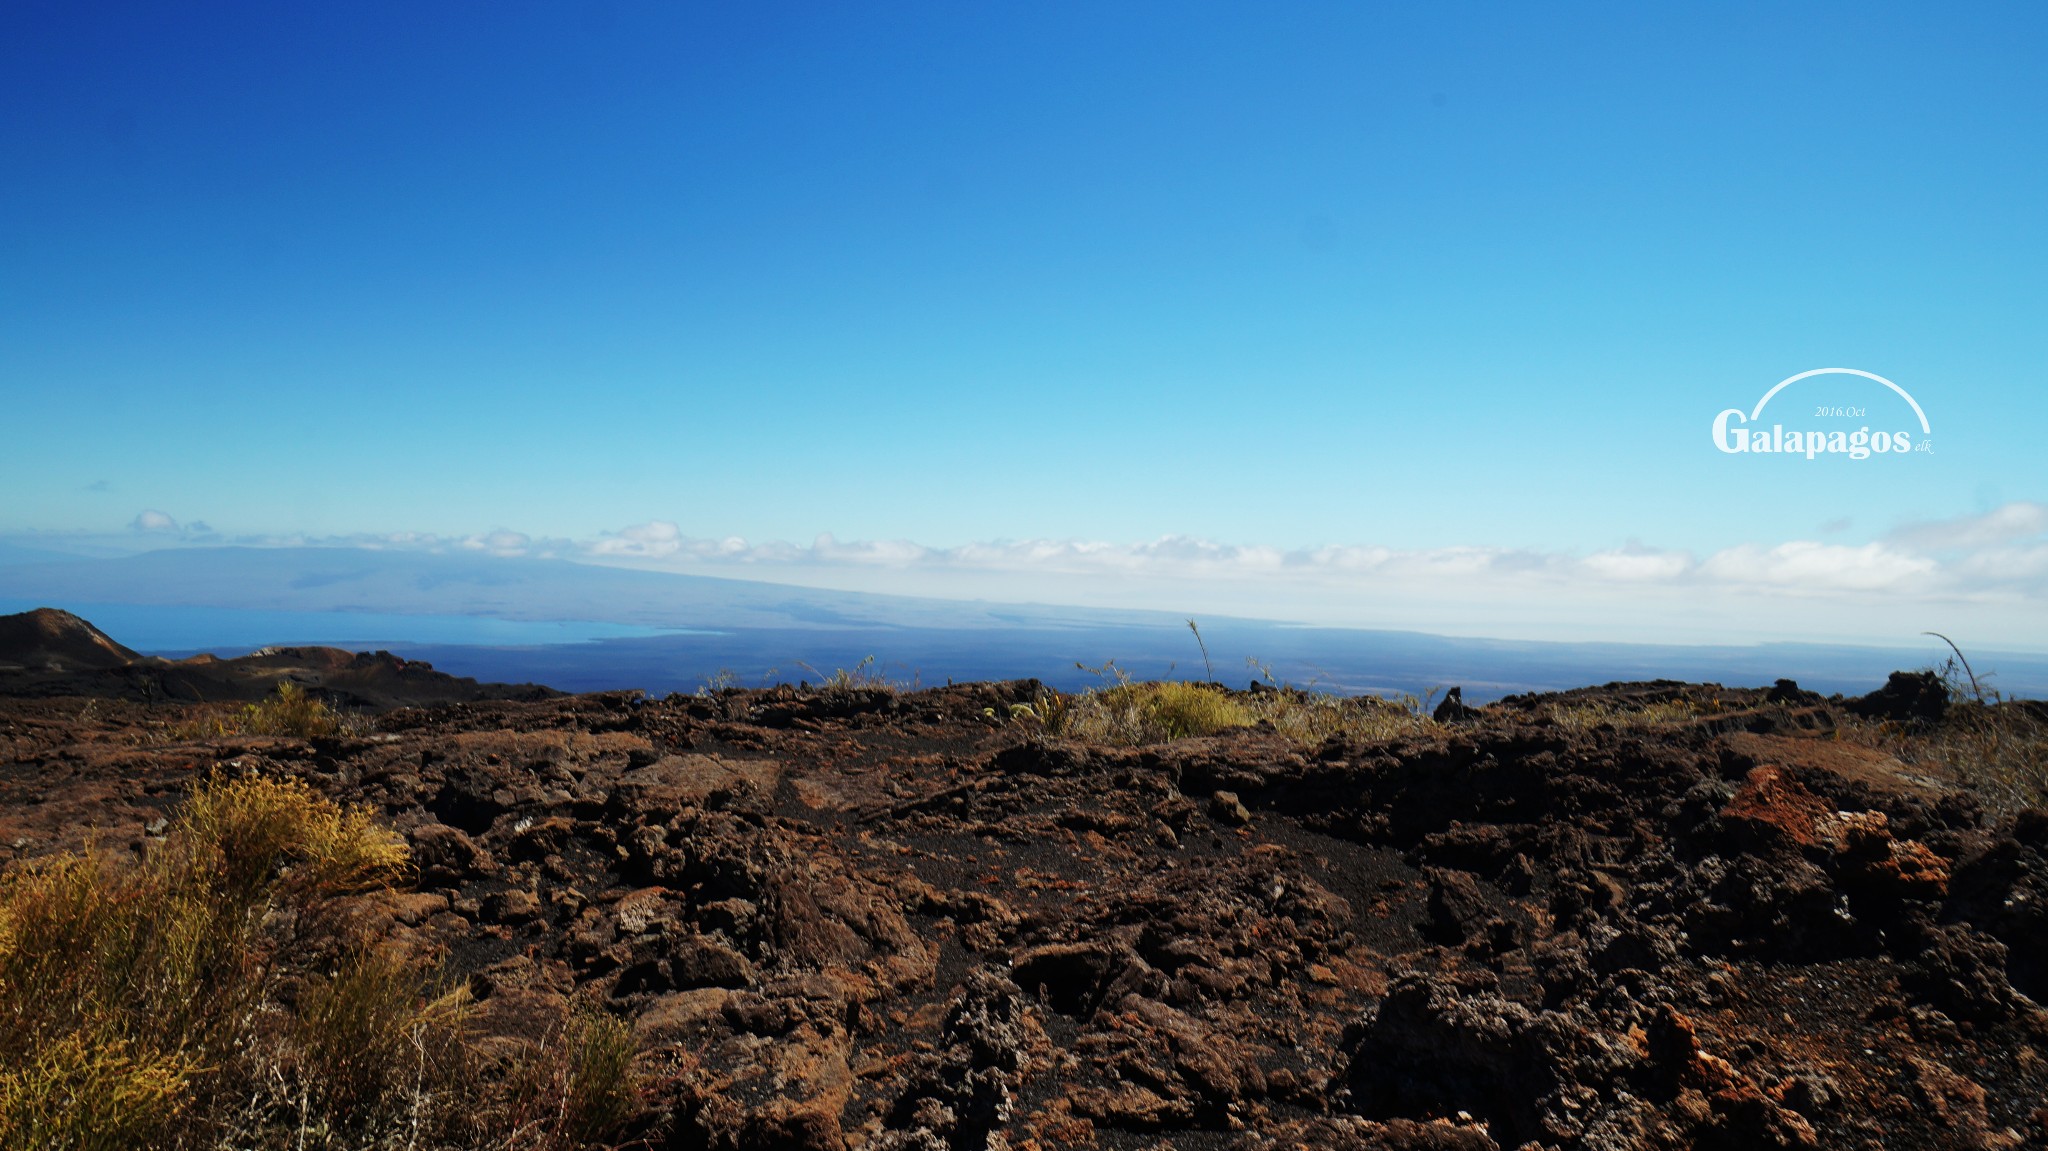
12,500,2043,649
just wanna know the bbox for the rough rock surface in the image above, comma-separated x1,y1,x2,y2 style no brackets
4,675,2046,1150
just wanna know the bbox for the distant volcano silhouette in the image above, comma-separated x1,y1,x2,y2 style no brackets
0,607,143,672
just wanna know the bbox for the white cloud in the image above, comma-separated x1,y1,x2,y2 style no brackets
546,508,2048,644
811,532,932,566
587,520,685,557
130,509,180,533
559,521,2007,603
1949,542,2048,584
1697,541,1937,592
460,529,533,557
28,500,2048,646
1889,502,2048,550
1580,547,1693,582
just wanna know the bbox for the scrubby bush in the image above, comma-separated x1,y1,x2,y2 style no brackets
1243,687,1436,744
169,681,369,741
1107,680,1252,741
0,774,638,1150
498,1012,642,1148
1916,699,2048,817
1019,673,1250,745
1883,654,2048,817
1021,665,1435,747
796,654,912,693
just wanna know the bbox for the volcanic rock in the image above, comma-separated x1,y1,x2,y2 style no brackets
5,636,2046,1149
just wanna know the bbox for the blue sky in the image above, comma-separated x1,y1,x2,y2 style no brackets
4,2,2046,645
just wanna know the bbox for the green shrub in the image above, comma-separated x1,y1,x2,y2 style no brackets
1122,680,1251,740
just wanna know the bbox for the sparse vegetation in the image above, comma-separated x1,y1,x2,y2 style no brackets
168,681,370,741
0,774,637,1150
796,655,907,693
1544,698,1703,732
1904,702,2047,817
475,1009,641,1151
1243,687,1439,744
1096,679,1253,742
1011,661,1436,746
1849,648,2048,818
696,668,744,695
1186,619,1214,683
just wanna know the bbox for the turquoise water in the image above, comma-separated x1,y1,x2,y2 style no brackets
0,600,710,654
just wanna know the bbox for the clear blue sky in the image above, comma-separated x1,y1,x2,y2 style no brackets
4,2,2045,644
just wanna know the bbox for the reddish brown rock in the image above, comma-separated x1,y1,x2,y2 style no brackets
1722,765,1835,848
6,665,2048,1150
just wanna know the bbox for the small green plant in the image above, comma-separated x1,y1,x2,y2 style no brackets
564,1012,640,1143
1012,688,1073,733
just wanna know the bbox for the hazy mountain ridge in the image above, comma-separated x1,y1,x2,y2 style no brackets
0,607,143,672
0,546,1181,631
3,546,2044,702
0,606,556,708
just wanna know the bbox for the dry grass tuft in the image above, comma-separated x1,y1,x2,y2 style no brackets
1015,673,1250,745
1545,699,1702,732
1917,654,2048,817
169,681,370,741
1829,652,2048,818
1911,701,2048,817
1242,688,1437,745
0,774,638,1150
795,655,910,694
493,1012,642,1148
1839,685,2048,819
169,772,409,905
1018,667,1434,747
